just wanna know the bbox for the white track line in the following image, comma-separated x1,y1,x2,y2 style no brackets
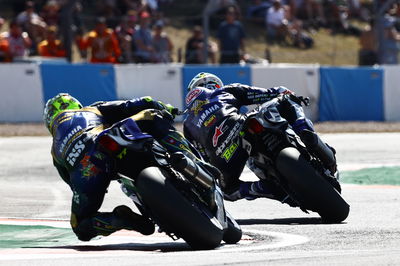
0,218,309,260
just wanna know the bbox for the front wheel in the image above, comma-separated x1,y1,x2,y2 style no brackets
276,148,350,223
135,167,224,249
223,211,242,244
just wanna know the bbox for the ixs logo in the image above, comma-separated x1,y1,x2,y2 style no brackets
186,88,202,105
191,99,209,116
212,119,227,147
196,104,220,128
66,140,86,166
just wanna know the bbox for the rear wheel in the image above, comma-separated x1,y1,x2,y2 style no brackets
136,167,224,249
276,148,350,223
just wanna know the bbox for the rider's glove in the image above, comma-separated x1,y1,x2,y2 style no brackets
276,86,294,95
157,101,180,118
278,93,310,107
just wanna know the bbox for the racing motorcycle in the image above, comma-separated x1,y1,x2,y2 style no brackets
96,109,242,250
243,95,350,223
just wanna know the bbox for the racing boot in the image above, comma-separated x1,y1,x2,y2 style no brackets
224,180,297,207
298,129,337,175
111,205,155,235
72,205,155,241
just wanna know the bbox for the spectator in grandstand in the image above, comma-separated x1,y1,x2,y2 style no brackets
40,0,61,26
184,26,203,64
290,19,314,49
209,0,242,28
358,20,378,66
132,11,155,63
185,26,217,64
324,0,361,36
16,1,42,26
78,17,121,63
115,12,137,63
153,10,170,30
347,0,362,18
16,1,46,55
0,20,32,60
211,0,241,17
185,26,204,64
0,17,10,62
266,0,290,44
246,0,272,25
152,21,173,63
37,25,66,58
379,4,400,64
217,7,246,64
289,0,325,29
97,0,149,27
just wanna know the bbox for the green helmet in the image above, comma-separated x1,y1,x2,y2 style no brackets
43,93,82,132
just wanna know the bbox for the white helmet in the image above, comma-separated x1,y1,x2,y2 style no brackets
187,72,224,92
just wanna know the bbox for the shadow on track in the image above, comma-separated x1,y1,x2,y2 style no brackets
237,217,324,225
29,242,194,252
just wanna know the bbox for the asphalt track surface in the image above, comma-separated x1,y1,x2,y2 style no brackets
0,133,399,265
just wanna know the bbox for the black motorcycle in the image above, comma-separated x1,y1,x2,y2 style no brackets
96,109,242,250
243,95,350,223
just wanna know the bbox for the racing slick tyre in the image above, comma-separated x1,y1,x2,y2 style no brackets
136,167,224,250
275,147,350,223
223,211,242,244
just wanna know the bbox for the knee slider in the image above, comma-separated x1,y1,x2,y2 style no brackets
72,218,98,241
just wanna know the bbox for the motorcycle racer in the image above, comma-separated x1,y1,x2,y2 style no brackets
183,72,337,203
44,93,187,241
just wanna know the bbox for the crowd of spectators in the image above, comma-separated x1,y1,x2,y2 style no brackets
247,0,368,49
0,0,399,65
0,0,174,63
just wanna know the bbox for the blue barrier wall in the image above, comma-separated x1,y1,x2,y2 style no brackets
319,67,384,121
40,63,117,105
182,65,251,107
2,63,397,122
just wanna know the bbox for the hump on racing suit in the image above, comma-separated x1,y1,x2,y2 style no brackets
51,107,104,170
